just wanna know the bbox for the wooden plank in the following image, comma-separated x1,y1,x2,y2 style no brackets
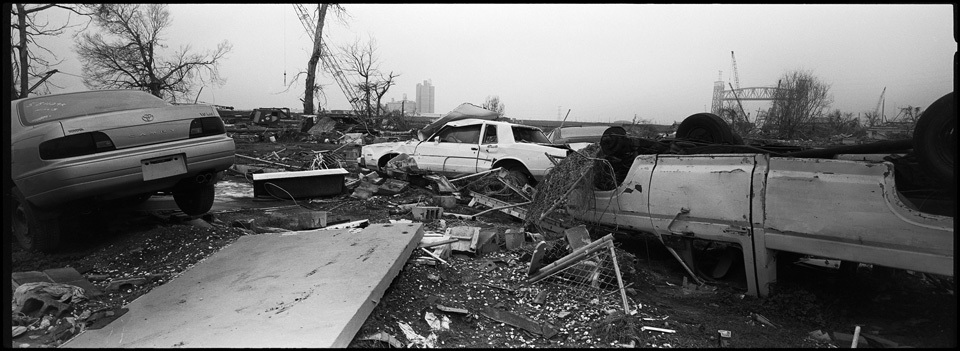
468,191,567,235
446,226,479,253
63,223,424,348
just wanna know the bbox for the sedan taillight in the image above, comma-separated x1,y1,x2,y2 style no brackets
189,117,225,138
38,132,116,160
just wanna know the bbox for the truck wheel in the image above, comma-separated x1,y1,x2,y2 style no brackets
913,92,955,186
600,126,629,155
11,187,61,252
677,113,742,145
174,182,216,216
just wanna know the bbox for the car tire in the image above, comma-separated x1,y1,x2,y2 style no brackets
503,168,531,189
11,187,61,252
174,182,216,216
676,113,742,145
913,92,955,186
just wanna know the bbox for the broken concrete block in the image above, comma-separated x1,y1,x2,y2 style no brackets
476,228,501,254
412,206,443,221
504,229,524,251
377,179,409,196
434,195,457,209
564,225,592,250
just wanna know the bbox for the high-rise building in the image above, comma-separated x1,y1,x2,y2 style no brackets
416,79,435,114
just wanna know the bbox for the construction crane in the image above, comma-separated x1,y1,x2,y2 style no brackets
730,51,741,91
293,4,365,115
728,51,748,126
874,87,886,124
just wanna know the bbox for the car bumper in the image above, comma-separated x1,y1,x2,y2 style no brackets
15,136,236,209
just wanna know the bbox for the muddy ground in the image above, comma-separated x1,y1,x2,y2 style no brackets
8,137,957,348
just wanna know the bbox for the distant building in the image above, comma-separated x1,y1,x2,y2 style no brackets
385,94,416,115
416,79,435,114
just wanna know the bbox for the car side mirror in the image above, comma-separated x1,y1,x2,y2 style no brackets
433,136,440,144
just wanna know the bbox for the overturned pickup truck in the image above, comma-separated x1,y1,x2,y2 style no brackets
563,92,955,297
359,103,570,187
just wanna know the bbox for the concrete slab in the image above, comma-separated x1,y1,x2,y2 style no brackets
63,223,424,348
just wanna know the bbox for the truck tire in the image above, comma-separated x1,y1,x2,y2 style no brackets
11,187,61,252
600,126,629,155
174,182,216,216
913,92,955,186
677,113,742,145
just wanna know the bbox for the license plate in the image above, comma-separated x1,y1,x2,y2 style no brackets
142,154,187,181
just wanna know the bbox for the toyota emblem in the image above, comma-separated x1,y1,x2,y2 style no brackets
142,114,154,122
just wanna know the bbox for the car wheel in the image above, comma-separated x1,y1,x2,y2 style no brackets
11,187,61,252
913,92,955,186
502,168,531,189
676,113,742,145
174,182,216,216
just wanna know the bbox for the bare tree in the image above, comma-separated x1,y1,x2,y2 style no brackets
764,69,832,139
75,4,231,102
483,95,505,116
296,4,346,114
340,37,399,128
10,3,94,98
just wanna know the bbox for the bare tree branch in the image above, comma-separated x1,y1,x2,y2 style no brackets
75,4,232,102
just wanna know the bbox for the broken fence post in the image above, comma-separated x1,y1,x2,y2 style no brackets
851,326,861,349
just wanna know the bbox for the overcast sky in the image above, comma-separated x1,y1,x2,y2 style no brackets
34,4,955,124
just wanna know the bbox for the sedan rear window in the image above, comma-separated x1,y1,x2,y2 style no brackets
18,90,170,125
512,126,550,143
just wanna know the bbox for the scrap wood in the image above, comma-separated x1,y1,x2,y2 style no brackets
445,226,480,252
235,154,303,171
436,305,469,314
360,331,404,348
471,201,532,218
418,238,459,249
397,322,437,348
641,326,676,334
480,306,556,339
449,167,502,182
321,219,369,230
750,312,780,328
424,312,451,331
442,212,474,220
424,174,458,193
664,246,706,286
420,248,451,266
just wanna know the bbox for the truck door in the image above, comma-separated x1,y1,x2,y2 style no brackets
647,154,758,242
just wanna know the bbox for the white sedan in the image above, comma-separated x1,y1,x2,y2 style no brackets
360,118,570,186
